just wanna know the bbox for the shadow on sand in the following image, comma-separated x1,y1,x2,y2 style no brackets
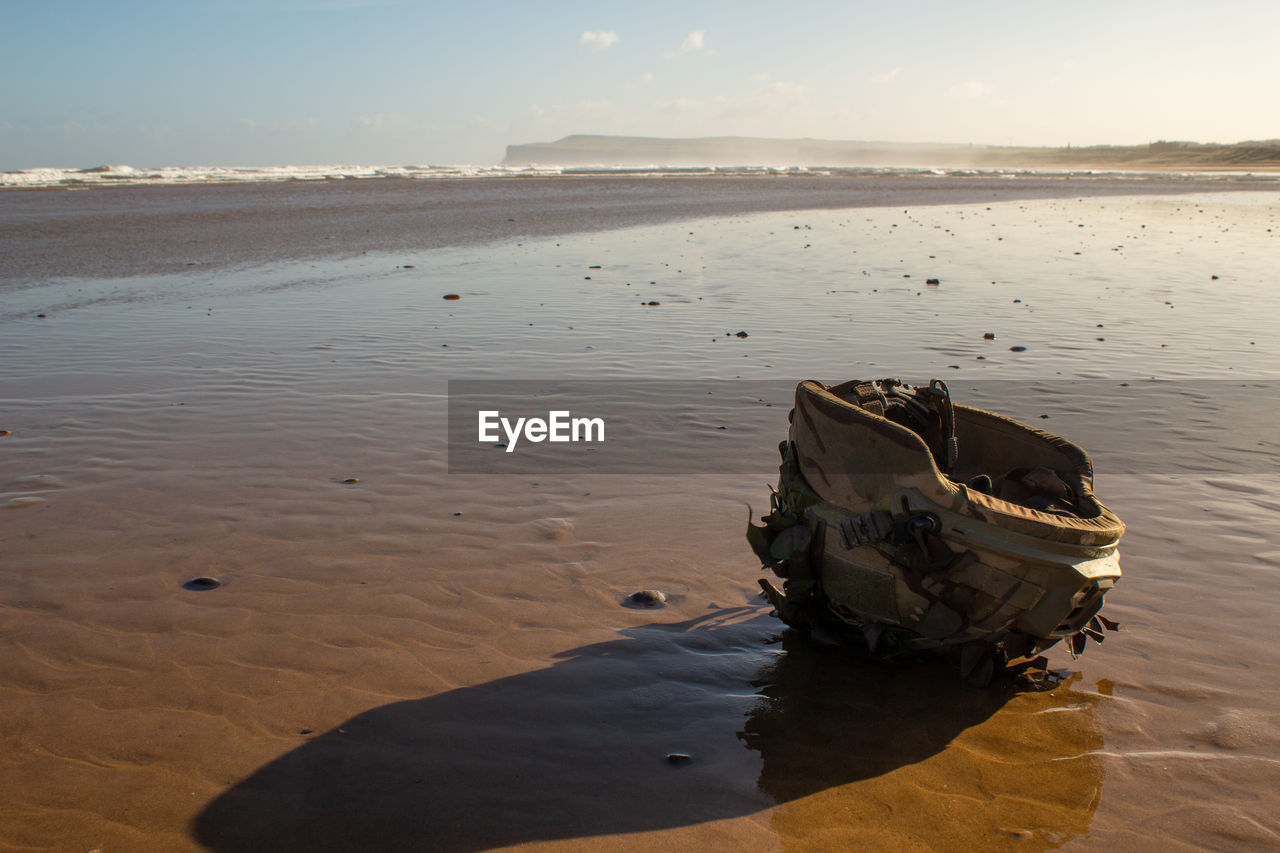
193,607,1097,851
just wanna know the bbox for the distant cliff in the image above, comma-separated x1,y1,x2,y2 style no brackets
502,135,1280,171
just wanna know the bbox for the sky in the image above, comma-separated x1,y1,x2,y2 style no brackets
2,0,1278,169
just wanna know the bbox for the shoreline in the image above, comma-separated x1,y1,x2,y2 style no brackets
3,173,1279,285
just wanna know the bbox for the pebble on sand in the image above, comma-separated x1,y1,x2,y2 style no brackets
443,294,461,300
533,517,574,541
983,332,996,340
342,477,360,484
183,576,222,591
926,278,940,285
0,429,9,436
627,589,667,607
1009,345,1027,352
735,331,749,338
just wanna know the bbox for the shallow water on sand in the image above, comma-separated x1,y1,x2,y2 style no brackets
2,192,1279,851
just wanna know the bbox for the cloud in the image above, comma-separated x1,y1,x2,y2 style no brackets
579,30,619,52
948,80,993,99
873,67,902,84
664,30,708,58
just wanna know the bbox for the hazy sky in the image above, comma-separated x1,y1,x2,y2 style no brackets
3,0,1278,169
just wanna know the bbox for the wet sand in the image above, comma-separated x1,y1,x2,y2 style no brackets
2,178,1279,851
3,173,1277,284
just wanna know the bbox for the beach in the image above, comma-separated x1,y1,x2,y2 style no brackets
2,175,1279,851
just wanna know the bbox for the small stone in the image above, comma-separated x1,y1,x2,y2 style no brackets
443,293,461,300
453,512,462,517
1012,299,1022,303
646,301,660,306
300,729,314,735
1009,345,1027,352
666,753,693,765
403,264,415,269
0,430,9,436
735,331,749,338
588,265,602,269
342,477,360,484
628,589,667,607
926,278,940,285
533,518,574,541
1211,274,1219,280
36,313,46,318
183,576,222,591
983,332,995,340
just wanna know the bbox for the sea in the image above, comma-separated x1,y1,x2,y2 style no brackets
5,162,1279,189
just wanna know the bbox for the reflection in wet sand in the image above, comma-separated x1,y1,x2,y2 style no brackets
195,612,1102,852
743,633,1104,851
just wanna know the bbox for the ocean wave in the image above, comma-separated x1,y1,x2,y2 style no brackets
3,162,1277,189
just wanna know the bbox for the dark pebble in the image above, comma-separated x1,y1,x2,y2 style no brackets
300,729,314,735
443,293,461,300
926,278,940,285
36,313,46,318
666,753,693,766
1009,346,1027,352
983,332,996,340
735,331,749,338
183,576,222,591
342,477,360,484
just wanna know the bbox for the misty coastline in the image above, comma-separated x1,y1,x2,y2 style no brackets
504,134,1280,172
